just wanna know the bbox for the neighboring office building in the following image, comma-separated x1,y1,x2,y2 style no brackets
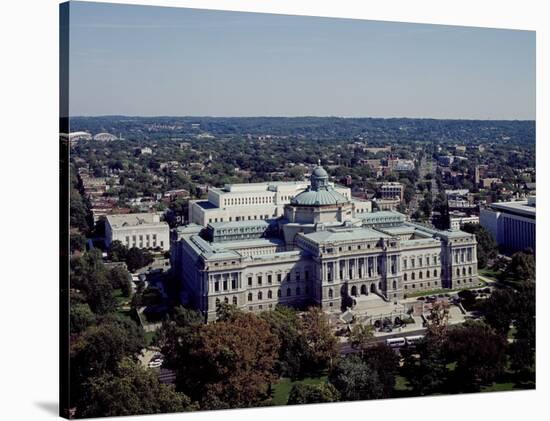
480,196,536,253
105,213,170,251
173,164,478,322
449,212,480,230
188,179,360,227
379,182,404,201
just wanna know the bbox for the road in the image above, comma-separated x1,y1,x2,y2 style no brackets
339,327,427,355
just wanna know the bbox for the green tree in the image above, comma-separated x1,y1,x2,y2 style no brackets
348,323,374,356
126,247,154,272
80,358,195,417
287,383,340,405
483,288,516,337
301,307,339,372
328,354,383,401
461,223,498,268
445,321,507,391
504,250,536,283
362,343,400,397
70,303,96,335
108,266,132,297
108,240,128,262
509,282,535,375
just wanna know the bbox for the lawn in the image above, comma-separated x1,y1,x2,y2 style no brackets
144,331,156,347
405,281,487,299
271,375,328,406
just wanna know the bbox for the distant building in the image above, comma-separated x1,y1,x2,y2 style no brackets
480,197,536,253
380,182,404,201
140,147,153,155
105,213,170,251
373,198,401,211
93,132,118,142
438,155,455,167
449,212,479,230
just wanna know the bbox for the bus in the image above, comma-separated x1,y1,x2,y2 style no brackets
386,337,406,348
405,335,424,346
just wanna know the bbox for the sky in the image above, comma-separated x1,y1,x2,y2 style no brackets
67,1,536,120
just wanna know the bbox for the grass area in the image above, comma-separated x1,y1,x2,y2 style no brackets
479,268,500,281
394,375,412,392
271,375,328,406
405,281,487,299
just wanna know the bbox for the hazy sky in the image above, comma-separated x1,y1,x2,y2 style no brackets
68,1,536,119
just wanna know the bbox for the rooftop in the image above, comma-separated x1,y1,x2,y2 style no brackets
106,213,166,228
490,199,536,218
302,227,388,244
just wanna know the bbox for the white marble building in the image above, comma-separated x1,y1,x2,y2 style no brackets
172,165,477,322
105,213,170,251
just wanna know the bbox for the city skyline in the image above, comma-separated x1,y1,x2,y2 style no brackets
68,1,535,120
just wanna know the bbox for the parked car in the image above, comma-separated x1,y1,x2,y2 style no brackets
148,359,163,369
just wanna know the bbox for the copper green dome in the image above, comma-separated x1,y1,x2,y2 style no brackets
291,164,350,206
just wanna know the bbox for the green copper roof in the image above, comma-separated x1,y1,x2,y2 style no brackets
291,188,349,206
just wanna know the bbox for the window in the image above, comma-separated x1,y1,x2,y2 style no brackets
258,291,263,300
305,271,309,281
287,288,291,297
468,267,472,275
277,289,281,298
224,297,229,304
247,293,252,302
404,273,408,281
268,274,272,284
257,276,262,286
232,296,237,305
426,270,429,278
433,269,437,277
411,273,415,280
277,273,282,283
214,281,219,292
296,287,301,295
268,290,273,299
456,268,460,276
328,289,333,299
248,277,252,286
295,272,300,282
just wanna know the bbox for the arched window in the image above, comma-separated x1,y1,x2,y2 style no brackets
232,296,237,305
224,297,229,304
426,270,429,278
392,280,397,289
411,273,415,280
419,272,423,279
268,290,272,299
247,293,252,302
433,269,437,277
258,291,263,300
462,267,466,276
456,268,460,276
287,288,291,297
404,273,408,281
328,288,333,299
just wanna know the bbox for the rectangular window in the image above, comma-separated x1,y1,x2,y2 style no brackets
277,274,282,283
214,281,219,292
295,272,300,281
257,276,262,286
268,275,272,284
248,277,252,286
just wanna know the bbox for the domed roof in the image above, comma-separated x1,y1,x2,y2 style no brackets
312,166,328,178
291,188,349,206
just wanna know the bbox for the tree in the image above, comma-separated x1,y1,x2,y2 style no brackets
348,323,374,355
287,383,340,405
125,247,154,272
328,354,383,401
425,301,450,338
70,303,96,335
362,343,400,397
483,288,516,337
457,289,477,311
445,321,507,391
509,282,535,376
301,307,339,372
108,240,128,262
108,266,132,297
261,306,310,378
402,333,449,395
80,358,195,417
461,223,498,268
504,250,536,283
172,312,279,409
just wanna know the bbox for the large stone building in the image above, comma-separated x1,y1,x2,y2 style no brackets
105,213,170,251
172,164,478,322
188,178,370,226
480,197,536,253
